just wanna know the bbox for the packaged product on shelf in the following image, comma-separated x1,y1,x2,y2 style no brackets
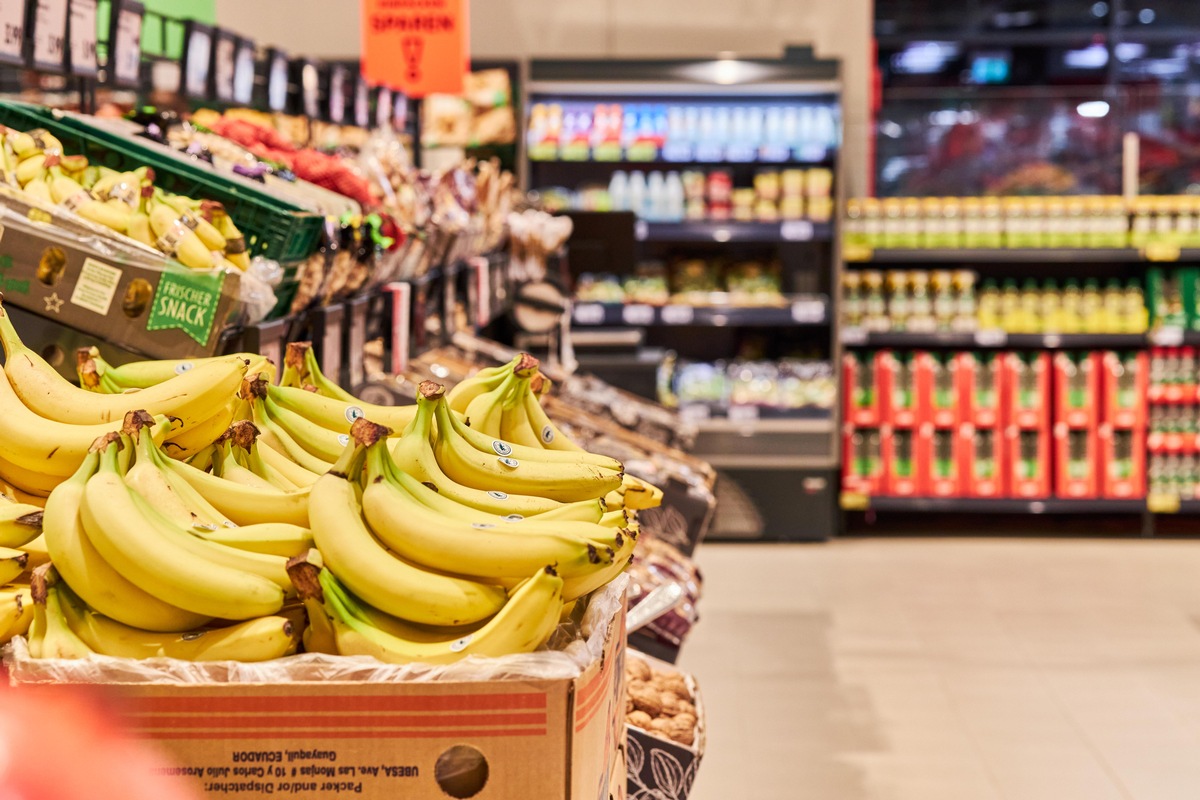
861,270,889,331
843,427,884,494
624,261,671,305
1101,351,1148,429
624,651,706,800
921,427,964,497
842,271,864,328
1054,351,1100,429
885,270,910,331
965,426,1006,498
882,427,918,496
625,535,703,660
1055,426,1100,499
1008,426,1052,498
879,350,917,427
925,352,961,428
1005,352,1051,430
575,272,626,304
961,352,1004,428
670,259,722,302
1100,426,1146,499
725,260,784,306
844,353,881,427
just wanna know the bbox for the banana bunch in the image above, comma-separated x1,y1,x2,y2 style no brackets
279,341,360,403
76,346,274,393
448,353,664,513
24,564,298,661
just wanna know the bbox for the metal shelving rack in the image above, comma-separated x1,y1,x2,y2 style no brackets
525,55,844,541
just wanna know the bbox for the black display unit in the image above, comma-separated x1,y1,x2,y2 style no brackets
525,54,844,541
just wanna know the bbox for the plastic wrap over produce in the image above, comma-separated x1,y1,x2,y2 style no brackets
4,577,626,686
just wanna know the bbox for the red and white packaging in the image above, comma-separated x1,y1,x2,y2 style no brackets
842,427,885,495
881,426,920,497
920,352,961,428
1053,422,1100,499
1053,351,1101,429
1006,424,1052,498
843,352,883,427
1004,352,1051,430
880,350,919,428
962,423,1006,498
1101,351,1148,429
917,424,965,498
960,352,1004,428
1098,424,1146,499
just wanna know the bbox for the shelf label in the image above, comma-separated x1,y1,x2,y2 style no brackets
1151,327,1185,346
0,0,25,64
1042,334,1062,348
622,304,655,326
695,143,723,162
111,3,143,87
727,405,759,424
1144,242,1182,262
661,142,694,162
759,144,790,163
680,404,712,423
68,0,97,75
840,491,869,510
634,219,648,241
843,243,873,262
973,329,1008,347
32,0,68,70
660,304,695,325
796,144,828,163
572,303,605,326
725,143,756,163
790,298,825,323
841,326,868,345
781,219,814,241
1148,493,1181,514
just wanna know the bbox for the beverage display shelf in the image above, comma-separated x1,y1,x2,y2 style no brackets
844,247,1200,264
573,297,829,327
842,495,1147,514
839,330,1148,350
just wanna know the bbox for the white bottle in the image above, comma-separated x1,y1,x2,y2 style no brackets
628,170,648,219
609,170,630,212
647,171,666,222
664,171,685,222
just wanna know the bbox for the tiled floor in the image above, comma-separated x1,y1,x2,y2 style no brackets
679,538,1200,800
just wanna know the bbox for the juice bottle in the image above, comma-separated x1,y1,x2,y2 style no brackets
932,270,956,331
886,270,910,331
1000,280,1021,332
1041,279,1061,333
1081,279,1104,333
954,270,977,332
843,272,864,328
863,271,888,331
1061,279,1083,333
909,271,934,332
1123,279,1148,333
1019,279,1041,333
977,279,1001,330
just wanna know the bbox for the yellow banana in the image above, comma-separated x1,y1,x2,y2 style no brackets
0,499,43,548
445,358,520,413
0,546,29,584
159,450,311,528
0,584,33,645
268,383,417,434
194,523,314,558
285,551,339,655
161,399,237,461
27,567,94,659
149,201,214,269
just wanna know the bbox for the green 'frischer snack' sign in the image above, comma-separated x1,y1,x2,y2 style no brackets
146,268,225,346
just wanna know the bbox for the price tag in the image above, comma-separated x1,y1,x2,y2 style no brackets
233,38,255,105
660,304,695,325
841,326,868,345
634,219,649,241
796,144,827,162
212,30,235,101
661,142,693,162
110,1,143,87
267,49,288,111
182,23,211,98
680,404,711,423
300,60,319,118
781,220,814,241
622,304,655,326
67,0,96,76
973,329,1008,347
790,298,825,323
32,0,67,71
727,405,759,424
840,491,869,511
1144,242,1182,262
1042,334,1062,348
1151,327,1185,346
354,76,370,129
572,303,605,326
0,0,25,64
1148,493,1181,514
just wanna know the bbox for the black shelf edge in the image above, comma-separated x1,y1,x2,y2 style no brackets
573,297,829,328
638,220,833,244
844,247,1200,264
840,330,1148,350
846,496,1146,514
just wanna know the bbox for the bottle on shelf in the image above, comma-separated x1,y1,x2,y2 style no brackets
977,279,1002,330
609,170,630,212
628,171,648,219
1081,279,1104,333
663,171,685,222
1042,279,1061,333
886,271,910,331
1061,280,1083,333
999,280,1021,332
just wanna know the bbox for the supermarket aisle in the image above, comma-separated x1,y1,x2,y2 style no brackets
680,539,1200,800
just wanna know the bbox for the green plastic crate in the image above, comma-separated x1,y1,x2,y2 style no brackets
0,101,323,265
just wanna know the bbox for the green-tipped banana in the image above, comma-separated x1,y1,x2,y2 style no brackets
27,566,95,660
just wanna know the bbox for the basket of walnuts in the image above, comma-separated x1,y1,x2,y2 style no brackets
624,651,705,799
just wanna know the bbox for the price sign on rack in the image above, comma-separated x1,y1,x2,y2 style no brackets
328,64,347,124
660,304,695,325
233,37,255,105
181,22,211,99
266,49,288,112
67,0,97,76
211,29,236,102
354,75,370,129
32,0,67,71
0,0,26,65
376,86,392,129
622,304,656,326
109,0,143,87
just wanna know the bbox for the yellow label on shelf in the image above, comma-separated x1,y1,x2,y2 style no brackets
1147,493,1181,514
1144,243,1182,262
843,243,874,262
840,491,869,511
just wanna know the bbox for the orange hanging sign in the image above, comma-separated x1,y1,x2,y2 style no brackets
361,0,467,97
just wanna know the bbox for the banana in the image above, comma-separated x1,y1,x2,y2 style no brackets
560,528,637,601
74,198,132,232
319,564,563,665
81,438,284,620
296,342,359,403
224,422,303,491
159,448,311,528
27,567,95,659
264,395,348,462
7,130,40,160
0,584,33,645
161,398,237,461
157,192,227,251
268,383,418,435
285,551,338,655
126,210,155,247
390,391,567,517
445,358,520,413
22,176,52,203
15,153,46,186
211,434,278,491
463,370,514,437
0,546,29,584
0,500,42,548
520,384,588,453
499,376,548,449
17,532,49,567
0,448,62,495
430,382,622,470
359,429,618,581
47,165,86,205
432,399,623,503
621,474,664,511
194,523,314,558
58,585,295,662
252,399,337,475
123,414,205,530
81,348,272,391
254,438,323,487
149,200,214,270
308,438,506,627
42,443,211,632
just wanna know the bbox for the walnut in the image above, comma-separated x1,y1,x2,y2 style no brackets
626,659,652,682
659,675,690,699
626,710,653,729
648,717,674,736
666,720,695,746
676,701,696,719
673,712,697,730
659,691,684,716
629,684,663,717
625,696,635,715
